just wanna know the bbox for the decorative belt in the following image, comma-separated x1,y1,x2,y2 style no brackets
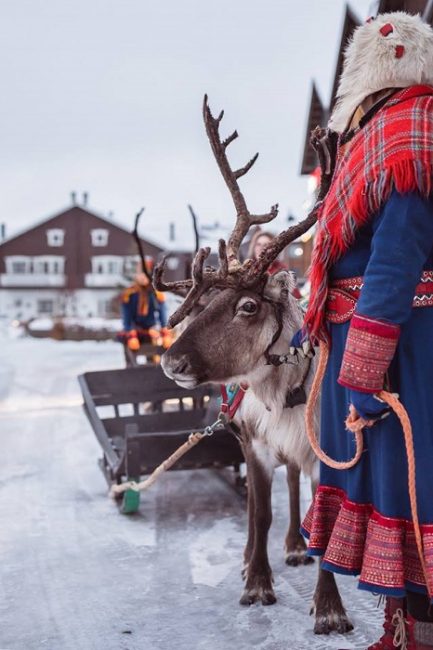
326,270,433,324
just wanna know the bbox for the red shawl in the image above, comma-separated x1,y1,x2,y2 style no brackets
304,85,433,341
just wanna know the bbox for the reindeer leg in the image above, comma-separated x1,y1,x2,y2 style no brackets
312,564,353,635
240,444,276,606
285,462,314,566
308,477,353,634
242,457,255,580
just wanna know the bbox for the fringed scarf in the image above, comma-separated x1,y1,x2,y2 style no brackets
304,85,433,342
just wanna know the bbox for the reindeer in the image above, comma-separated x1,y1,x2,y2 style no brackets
155,97,352,635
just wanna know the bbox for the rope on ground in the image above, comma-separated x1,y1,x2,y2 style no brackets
110,432,204,497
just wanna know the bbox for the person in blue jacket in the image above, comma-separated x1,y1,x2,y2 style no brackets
298,13,433,650
118,262,171,351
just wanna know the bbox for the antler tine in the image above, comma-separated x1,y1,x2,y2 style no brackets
203,94,279,267
167,247,213,328
187,204,200,254
235,152,259,179
192,247,211,283
153,255,193,294
217,239,228,277
132,206,155,286
245,207,320,284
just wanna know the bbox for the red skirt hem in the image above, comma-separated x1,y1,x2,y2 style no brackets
301,485,433,595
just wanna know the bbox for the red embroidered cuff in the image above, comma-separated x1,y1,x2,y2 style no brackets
338,313,400,393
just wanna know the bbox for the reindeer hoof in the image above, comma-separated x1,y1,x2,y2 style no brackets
313,612,354,635
240,571,276,606
285,548,315,567
239,586,277,606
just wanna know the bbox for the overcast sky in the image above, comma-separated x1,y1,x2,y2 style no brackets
1,0,374,249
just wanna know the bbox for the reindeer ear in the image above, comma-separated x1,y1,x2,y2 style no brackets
263,270,295,302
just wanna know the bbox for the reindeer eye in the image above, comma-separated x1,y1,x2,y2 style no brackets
239,301,257,314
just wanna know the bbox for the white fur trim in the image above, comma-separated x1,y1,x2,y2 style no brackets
329,12,433,133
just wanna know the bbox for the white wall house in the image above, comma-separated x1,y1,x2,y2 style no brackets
0,204,164,322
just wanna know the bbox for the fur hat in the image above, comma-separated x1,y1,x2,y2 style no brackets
329,12,433,133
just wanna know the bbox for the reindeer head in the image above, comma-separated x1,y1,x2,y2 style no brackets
155,97,320,388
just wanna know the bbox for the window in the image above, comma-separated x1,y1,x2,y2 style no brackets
12,262,27,274
37,299,54,314
5,257,31,274
33,257,65,275
91,229,109,247
47,229,65,247
91,256,122,275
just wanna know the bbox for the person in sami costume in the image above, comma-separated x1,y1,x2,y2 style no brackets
118,262,171,351
299,13,433,650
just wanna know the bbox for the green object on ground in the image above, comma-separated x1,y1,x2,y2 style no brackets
121,486,140,514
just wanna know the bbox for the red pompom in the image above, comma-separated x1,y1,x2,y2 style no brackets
380,23,394,37
395,45,405,59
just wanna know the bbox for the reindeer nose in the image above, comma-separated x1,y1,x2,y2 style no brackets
172,356,191,375
162,353,193,378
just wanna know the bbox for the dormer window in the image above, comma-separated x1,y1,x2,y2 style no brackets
47,229,64,247
91,229,109,247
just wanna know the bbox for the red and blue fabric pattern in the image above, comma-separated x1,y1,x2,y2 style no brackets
304,85,433,341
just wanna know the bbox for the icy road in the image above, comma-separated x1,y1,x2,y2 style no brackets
0,337,383,650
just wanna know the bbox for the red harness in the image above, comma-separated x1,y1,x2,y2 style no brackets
220,383,248,420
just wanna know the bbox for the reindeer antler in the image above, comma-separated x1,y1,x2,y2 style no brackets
153,257,193,295
188,204,200,254
155,240,233,328
244,205,320,283
203,95,278,268
155,100,334,328
132,207,154,284
244,126,338,281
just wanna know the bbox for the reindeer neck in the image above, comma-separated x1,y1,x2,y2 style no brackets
245,301,308,411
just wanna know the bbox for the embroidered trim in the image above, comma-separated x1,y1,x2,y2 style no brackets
327,271,433,324
302,485,433,596
338,313,400,392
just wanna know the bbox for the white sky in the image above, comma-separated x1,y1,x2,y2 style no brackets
1,0,374,249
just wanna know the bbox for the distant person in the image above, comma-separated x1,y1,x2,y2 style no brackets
117,261,171,351
248,230,302,298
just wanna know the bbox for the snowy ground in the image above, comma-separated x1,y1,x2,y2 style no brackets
0,337,383,650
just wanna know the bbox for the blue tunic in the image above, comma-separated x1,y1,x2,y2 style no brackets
121,289,167,331
302,190,433,600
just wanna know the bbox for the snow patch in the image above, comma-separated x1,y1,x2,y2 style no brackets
189,518,242,588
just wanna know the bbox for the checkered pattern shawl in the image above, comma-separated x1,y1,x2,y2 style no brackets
304,85,433,342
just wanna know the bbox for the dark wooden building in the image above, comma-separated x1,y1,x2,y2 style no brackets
0,204,166,321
